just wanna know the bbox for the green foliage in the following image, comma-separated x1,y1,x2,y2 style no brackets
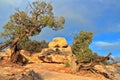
71,31,93,62
18,39,48,53
0,1,65,49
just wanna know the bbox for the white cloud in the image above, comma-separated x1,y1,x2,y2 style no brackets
27,0,120,41
94,41,120,50
52,0,120,33
95,41,115,47
1,0,120,34
1,0,120,42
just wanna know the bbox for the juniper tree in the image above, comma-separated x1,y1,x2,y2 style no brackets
0,1,65,63
71,31,93,62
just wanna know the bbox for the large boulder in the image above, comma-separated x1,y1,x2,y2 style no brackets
41,54,68,63
20,50,42,63
48,37,68,48
30,54,43,63
39,46,73,63
40,46,72,55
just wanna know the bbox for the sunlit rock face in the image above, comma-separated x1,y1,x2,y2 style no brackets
48,37,68,48
20,50,42,63
39,37,74,63
1,37,74,64
39,47,73,63
94,65,116,73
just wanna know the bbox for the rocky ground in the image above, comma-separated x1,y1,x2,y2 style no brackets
0,59,119,80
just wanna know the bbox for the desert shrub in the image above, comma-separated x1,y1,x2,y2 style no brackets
71,31,93,62
18,39,48,53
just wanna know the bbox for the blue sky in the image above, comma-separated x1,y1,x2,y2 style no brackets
0,0,120,61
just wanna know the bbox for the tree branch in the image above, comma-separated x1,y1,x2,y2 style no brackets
0,41,12,51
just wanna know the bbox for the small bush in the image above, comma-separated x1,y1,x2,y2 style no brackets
18,39,48,53
71,31,93,62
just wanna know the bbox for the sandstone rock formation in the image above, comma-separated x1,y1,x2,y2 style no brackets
20,50,42,63
48,37,68,48
39,37,74,64
1,49,42,63
1,37,73,64
94,65,120,79
39,47,73,63
94,65,116,73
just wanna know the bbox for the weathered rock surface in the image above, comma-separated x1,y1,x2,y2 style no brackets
0,60,111,80
94,65,120,79
20,50,42,63
48,37,68,48
39,46,73,63
40,54,68,63
94,65,116,73
40,37,73,64
1,37,72,64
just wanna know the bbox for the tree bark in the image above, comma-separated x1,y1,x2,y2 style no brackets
0,41,12,51
10,27,36,64
0,27,38,64
10,37,22,63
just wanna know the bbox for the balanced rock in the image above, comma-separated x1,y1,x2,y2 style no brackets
48,37,68,48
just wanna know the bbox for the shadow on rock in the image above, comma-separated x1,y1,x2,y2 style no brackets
9,70,43,80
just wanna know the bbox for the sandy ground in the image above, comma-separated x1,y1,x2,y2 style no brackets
0,60,117,80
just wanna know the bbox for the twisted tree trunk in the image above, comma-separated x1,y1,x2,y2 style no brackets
10,27,36,64
9,37,23,64
0,27,42,64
